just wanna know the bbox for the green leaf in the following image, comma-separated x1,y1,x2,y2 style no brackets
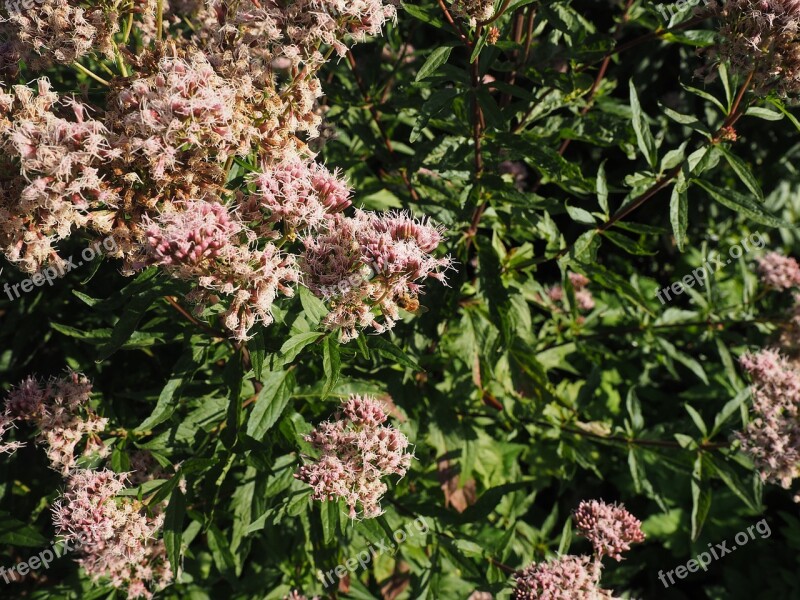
246,370,296,440
745,106,783,121
0,512,48,546
298,286,328,327
685,404,708,436
596,162,609,214
720,146,763,200
670,173,689,252
207,525,236,581
137,344,204,431
370,336,422,371
694,179,792,228
629,80,658,169
415,46,453,81
322,336,341,398
691,454,711,540
96,291,159,361
163,486,186,578
280,331,324,363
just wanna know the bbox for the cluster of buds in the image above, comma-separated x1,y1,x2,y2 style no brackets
451,0,495,26
572,499,646,561
295,395,413,518
513,500,645,599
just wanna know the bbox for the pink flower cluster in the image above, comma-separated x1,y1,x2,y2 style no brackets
52,468,172,600
4,371,108,473
0,0,449,344
141,199,299,340
706,0,800,97
546,272,595,312
573,499,646,561
0,78,120,273
111,51,258,181
295,394,413,518
302,210,453,341
246,156,352,233
757,252,800,289
738,349,800,487
1,0,117,70
513,499,644,599
513,555,612,600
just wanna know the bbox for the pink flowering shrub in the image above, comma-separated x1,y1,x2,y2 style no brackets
4,0,800,598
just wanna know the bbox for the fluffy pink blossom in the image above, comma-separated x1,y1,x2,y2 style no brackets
0,79,120,272
757,252,800,289
738,349,800,487
246,157,351,232
111,51,258,180
52,469,172,599
301,210,452,341
545,272,595,312
4,371,107,473
295,394,412,519
513,555,612,600
573,500,645,561
3,0,118,69
140,199,299,340
0,411,24,455
144,201,244,266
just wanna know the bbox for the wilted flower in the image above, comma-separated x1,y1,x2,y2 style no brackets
573,499,646,561
451,0,496,26
295,394,413,518
705,0,800,97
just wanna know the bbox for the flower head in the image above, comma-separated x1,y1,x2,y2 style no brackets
513,555,611,600
52,468,172,599
737,349,800,487
757,252,800,289
295,394,412,518
573,499,645,561
705,0,800,96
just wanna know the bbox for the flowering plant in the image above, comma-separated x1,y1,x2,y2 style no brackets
3,0,800,599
